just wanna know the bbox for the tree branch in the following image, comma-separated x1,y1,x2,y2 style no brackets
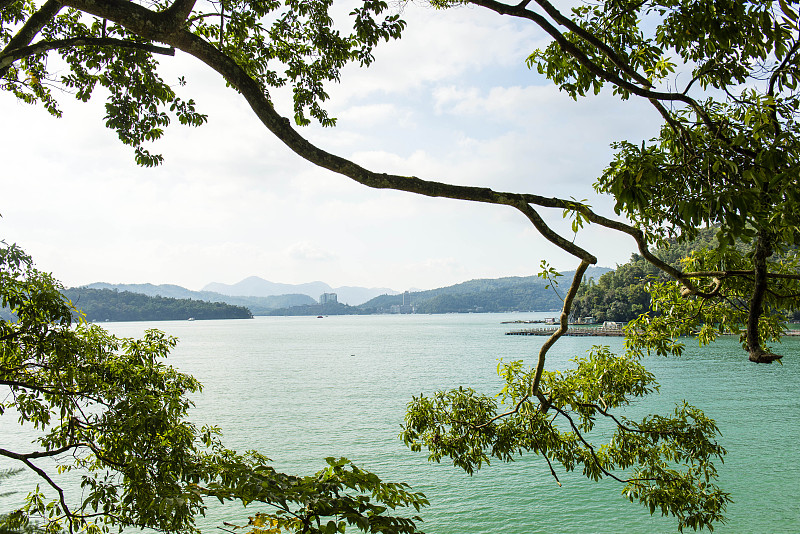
0,37,175,70
746,231,782,363
162,0,199,27
0,444,81,461
550,404,653,486
55,0,790,364
0,452,76,534
531,260,590,395
465,0,754,157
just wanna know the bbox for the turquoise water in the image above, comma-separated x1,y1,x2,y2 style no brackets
2,314,798,533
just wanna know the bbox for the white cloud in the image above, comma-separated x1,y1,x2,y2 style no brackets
286,241,338,262
328,4,549,102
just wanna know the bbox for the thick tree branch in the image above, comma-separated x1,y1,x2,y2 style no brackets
0,0,62,78
55,0,790,364
682,270,800,281
163,0,199,26
0,444,80,461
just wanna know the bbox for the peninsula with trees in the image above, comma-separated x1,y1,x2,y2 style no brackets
61,287,253,322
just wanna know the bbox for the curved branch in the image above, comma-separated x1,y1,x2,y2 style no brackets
466,0,754,157
550,404,654,486
682,270,800,281
531,260,590,395
57,0,790,364
471,259,590,430
0,37,175,70
533,0,654,89
0,451,76,533
469,0,691,103
768,37,800,97
0,444,80,461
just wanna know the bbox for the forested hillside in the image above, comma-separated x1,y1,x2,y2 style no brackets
570,229,720,323
263,302,366,316
63,288,253,322
570,229,800,323
358,268,611,314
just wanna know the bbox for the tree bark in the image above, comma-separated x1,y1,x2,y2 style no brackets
747,231,782,363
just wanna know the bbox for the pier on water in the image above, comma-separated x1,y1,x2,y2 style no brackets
506,326,800,337
506,326,625,337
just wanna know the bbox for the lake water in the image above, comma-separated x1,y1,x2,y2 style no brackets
2,313,799,533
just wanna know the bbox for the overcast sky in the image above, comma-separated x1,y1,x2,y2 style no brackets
0,3,663,292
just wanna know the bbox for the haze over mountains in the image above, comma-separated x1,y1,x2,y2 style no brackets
201,277,399,305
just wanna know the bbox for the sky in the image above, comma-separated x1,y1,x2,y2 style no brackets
0,3,664,292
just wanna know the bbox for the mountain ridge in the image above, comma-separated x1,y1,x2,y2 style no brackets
78,267,613,315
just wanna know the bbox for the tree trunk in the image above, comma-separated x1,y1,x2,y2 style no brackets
746,231,782,363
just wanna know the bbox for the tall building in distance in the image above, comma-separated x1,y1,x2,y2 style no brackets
391,291,415,314
319,292,338,305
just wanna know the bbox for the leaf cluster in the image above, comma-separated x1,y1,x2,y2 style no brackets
401,346,729,532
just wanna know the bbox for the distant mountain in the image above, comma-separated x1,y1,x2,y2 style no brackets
202,277,332,299
84,282,315,315
201,276,399,305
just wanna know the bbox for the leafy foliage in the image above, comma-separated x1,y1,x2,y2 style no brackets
401,347,730,532
1,0,405,164
0,468,39,534
0,241,427,534
626,245,800,359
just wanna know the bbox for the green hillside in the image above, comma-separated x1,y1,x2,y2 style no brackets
357,267,612,314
